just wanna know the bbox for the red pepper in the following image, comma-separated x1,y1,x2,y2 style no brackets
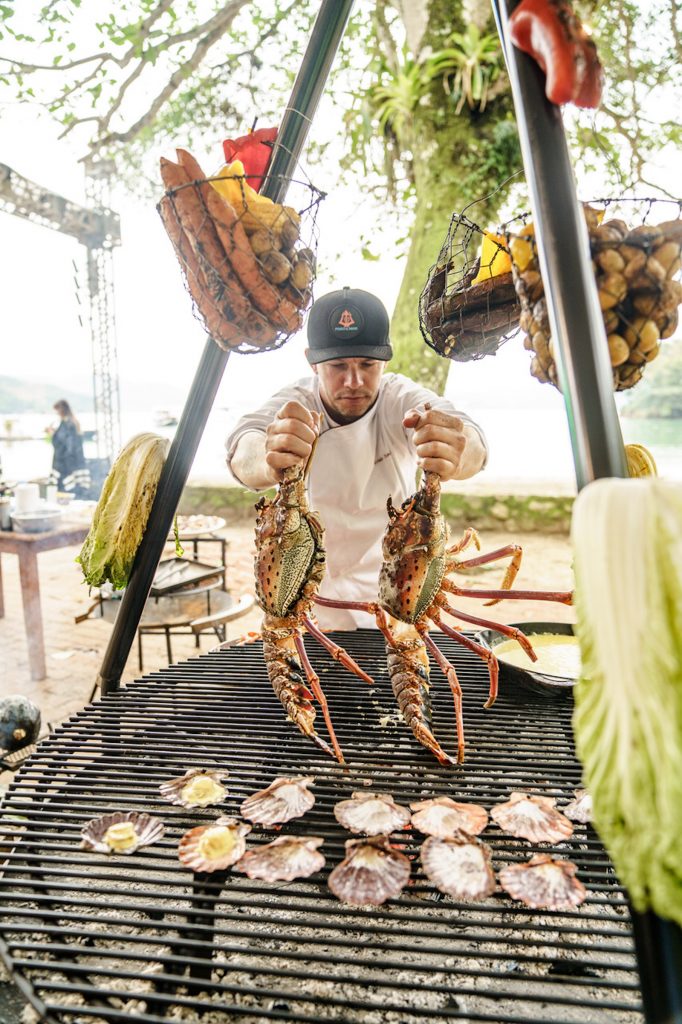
509,0,603,108
222,126,278,190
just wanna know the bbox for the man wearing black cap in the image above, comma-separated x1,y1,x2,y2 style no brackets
226,287,487,628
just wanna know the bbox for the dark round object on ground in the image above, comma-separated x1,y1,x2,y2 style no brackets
0,695,41,753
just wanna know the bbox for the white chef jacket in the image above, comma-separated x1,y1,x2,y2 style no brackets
226,372,487,629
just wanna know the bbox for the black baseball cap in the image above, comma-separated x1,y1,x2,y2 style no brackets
306,286,393,364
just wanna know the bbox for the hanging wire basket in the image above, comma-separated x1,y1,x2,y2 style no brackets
506,197,682,391
158,149,325,355
419,212,521,362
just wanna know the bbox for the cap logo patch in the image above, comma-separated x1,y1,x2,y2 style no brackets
330,302,364,337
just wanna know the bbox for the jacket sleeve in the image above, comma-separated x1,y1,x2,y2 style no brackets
225,379,318,481
386,373,488,468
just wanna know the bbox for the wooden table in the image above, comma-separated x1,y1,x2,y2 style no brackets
0,522,89,681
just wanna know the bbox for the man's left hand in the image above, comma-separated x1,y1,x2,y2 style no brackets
403,407,484,481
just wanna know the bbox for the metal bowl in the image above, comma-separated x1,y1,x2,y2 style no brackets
11,508,63,533
474,621,577,698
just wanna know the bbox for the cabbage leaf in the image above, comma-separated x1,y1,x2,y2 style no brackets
77,432,170,590
572,478,682,926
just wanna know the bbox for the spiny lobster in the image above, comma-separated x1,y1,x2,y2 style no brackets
254,452,372,763
317,469,573,765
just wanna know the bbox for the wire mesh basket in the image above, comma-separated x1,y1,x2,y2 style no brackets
419,212,521,362
158,149,324,354
506,198,682,391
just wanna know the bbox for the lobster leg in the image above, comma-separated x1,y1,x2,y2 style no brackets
315,597,456,767
429,610,500,708
446,543,523,601
293,633,345,764
423,629,465,764
439,583,573,605
446,527,481,557
302,615,374,684
436,587,538,661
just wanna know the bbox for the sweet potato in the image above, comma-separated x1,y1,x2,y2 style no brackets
159,195,241,349
160,158,236,296
161,158,277,348
176,148,302,334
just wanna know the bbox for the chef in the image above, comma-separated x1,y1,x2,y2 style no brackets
226,286,488,628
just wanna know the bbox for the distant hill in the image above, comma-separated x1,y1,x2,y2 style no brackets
0,374,190,414
0,375,93,414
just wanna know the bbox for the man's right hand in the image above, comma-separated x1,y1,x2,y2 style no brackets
264,401,319,482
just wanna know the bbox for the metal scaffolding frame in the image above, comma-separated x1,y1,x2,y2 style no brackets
0,160,121,465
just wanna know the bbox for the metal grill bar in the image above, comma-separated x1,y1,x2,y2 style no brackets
1,631,642,1023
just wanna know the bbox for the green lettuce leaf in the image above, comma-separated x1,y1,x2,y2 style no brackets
77,432,170,590
572,478,682,926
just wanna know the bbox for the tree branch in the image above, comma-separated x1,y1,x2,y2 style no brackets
0,52,121,73
669,0,682,63
96,0,251,154
373,3,399,73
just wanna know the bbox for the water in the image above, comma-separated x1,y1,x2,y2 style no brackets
2,406,680,491
0,409,239,485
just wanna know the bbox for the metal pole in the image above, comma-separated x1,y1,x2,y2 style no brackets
492,2,682,1019
97,0,355,693
492,0,627,489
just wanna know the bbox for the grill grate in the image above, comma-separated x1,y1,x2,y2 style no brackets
0,630,642,1023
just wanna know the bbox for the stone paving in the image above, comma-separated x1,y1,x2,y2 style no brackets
1,523,262,725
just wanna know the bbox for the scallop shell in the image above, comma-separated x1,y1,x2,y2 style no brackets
80,811,165,855
328,835,411,906
235,836,325,882
490,792,574,844
421,833,496,901
241,776,315,826
499,853,587,910
410,797,488,838
159,768,228,808
334,792,411,836
563,789,593,824
178,815,251,872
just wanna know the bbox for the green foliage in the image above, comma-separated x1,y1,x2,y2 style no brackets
0,0,313,175
439,24,503,114
621,340,682,418
570,0,682,193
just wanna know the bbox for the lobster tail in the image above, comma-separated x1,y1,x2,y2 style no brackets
386,628,456,767
262,621,344,763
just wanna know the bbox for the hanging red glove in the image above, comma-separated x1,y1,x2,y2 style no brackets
509,0,603,108
222,126,278,190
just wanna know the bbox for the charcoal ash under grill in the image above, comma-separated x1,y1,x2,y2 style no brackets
1,630,641,1023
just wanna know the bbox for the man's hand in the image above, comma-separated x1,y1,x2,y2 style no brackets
403,406,484,481
265,400,319,482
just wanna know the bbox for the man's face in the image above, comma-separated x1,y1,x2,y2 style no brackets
311,357,385,424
